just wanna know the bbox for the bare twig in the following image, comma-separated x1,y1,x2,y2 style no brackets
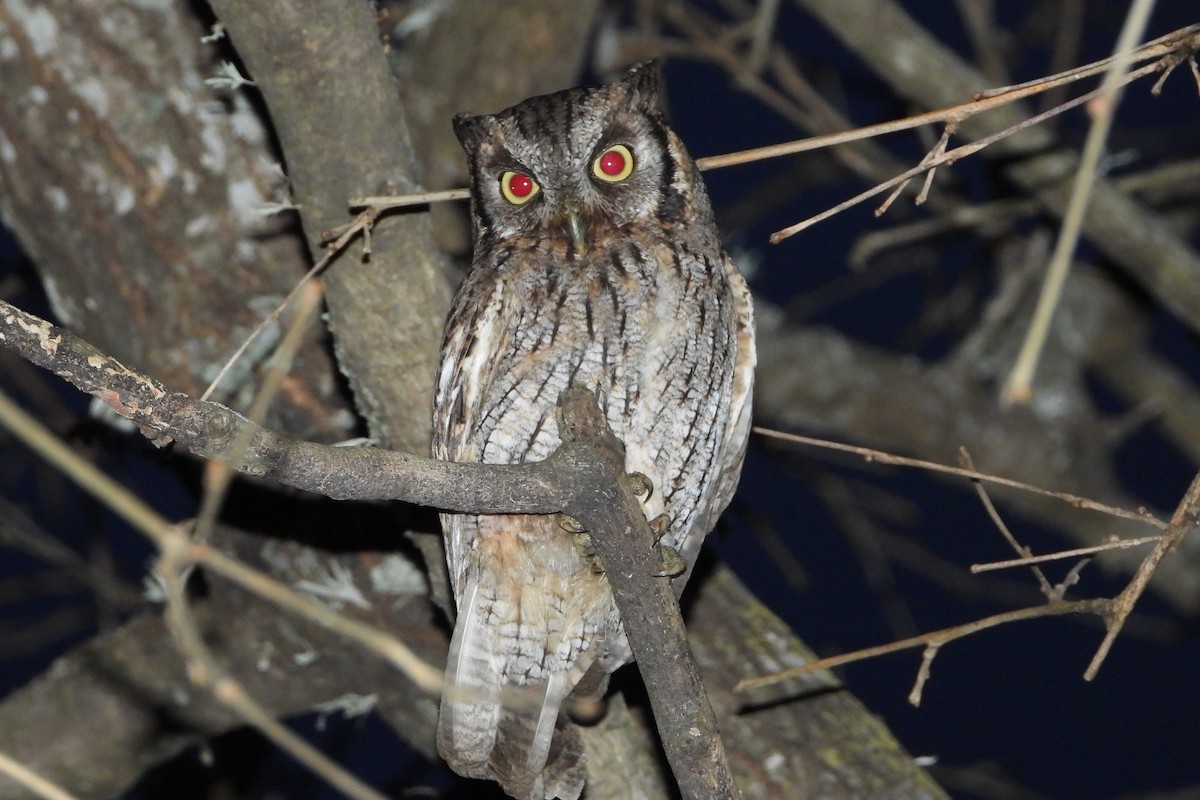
0,386,445,695
156,532,392,800
701,24,1199,173
1084,468,1200,680
0,751,79,800
1001,0,1157,405
195,279,324,540
958,448,1054,598
971,534,1163,573
766,52,1172,243
745,0,782,73
200,205,384,403
752,426,1167,529
908,643,940,707
349,188,470,208
735,599,1112,693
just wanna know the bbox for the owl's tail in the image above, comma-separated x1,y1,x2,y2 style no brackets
437,577,589,800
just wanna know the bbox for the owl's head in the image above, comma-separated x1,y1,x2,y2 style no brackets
453,62,713,255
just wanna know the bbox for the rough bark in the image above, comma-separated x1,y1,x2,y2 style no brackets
0,0,350,442
205,0,453,455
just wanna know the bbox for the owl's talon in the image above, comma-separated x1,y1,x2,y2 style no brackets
648,513,671,542
558,513,588,534
627,472,653,501
574,531,600,560
654,544,687,578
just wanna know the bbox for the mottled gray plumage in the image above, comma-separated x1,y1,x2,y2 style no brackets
433,63,755,800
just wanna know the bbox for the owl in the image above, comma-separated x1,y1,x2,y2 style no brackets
432,63,755,800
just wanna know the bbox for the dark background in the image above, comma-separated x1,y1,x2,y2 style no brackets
3,2,1199,799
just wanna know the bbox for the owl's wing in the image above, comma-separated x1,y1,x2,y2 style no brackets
433,278,507,462
437,571,588,800
434,276,591,799
433,277,509,597
679,255,756,569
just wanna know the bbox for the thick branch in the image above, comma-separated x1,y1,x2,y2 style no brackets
0,297,574,512
206,0,452,454
1,297,736,797
0,0,351,443
556,388,738,800
0,530,449,800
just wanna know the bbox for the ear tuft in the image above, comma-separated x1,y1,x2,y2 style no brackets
621,60,661,111
452,112,496,155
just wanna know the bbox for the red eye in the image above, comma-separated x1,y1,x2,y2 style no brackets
500,171,539,204
599,150,625,176
592,145,634,182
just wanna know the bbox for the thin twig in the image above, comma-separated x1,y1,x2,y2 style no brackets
752,426,1166,528
1084,468,1200,680
1001,0,1157,405
200,205,383,403
157,534,391,800
702,24,1199,173
0,387,444,694
767,53,1171,243
734,599,1111,693
745,0,782,73
0,750,80,800
908,643,940,707
971,534,1163,573
958,448,1054,598
349,188,470,208
196,279,323,540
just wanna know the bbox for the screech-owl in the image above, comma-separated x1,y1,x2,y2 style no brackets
432,63,755,800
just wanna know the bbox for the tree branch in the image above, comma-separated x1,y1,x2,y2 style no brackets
555,388,739,800
0,297,565,513
794,0,1200,339
205,0,453,455
0,297,737,799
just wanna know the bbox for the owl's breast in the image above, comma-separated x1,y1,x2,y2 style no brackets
471,237,735,527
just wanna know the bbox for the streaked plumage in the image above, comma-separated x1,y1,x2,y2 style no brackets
433,63,755,800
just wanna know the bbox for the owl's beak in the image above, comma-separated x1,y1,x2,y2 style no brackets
562,207,588,253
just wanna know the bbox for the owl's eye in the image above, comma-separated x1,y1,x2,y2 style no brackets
592,145,634,183
500,171,539,205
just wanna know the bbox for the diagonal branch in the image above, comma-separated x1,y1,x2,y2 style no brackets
0,297,737,800
556,388,739,800
1084,468,1200,679
0,297,567,513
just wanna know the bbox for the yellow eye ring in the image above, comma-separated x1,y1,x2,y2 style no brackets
500,171,539,205
592,144,634,183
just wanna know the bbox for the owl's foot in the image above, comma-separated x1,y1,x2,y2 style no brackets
627,472,653,501
575,533,605,573
646,513,685,577
654,543,687,578
561,515,604,571
648,512,671,541
558,513,587,534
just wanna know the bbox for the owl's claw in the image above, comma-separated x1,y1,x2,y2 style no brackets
581,540,606,574
572,531,602,568
648,513,671,542
563,518,602,569
627,472,653,501
654,544,687,578
558,513,588,534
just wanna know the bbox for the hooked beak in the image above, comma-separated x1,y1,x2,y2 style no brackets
562,207,587,253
